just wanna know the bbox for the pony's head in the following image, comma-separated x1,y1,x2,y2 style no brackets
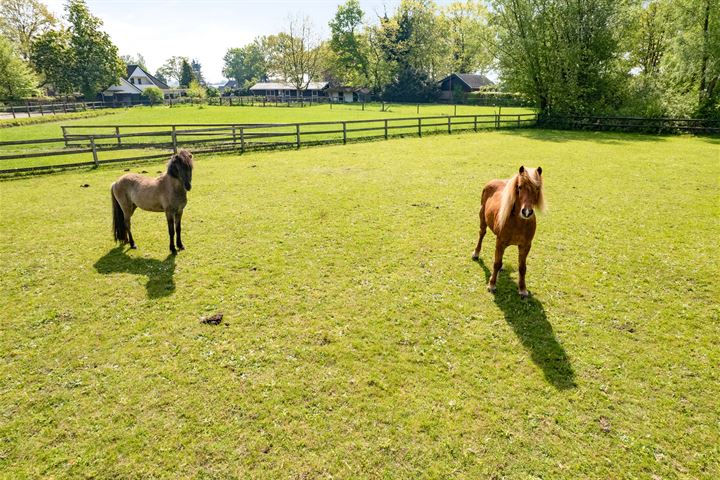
167,149,194,191
497,165,544,230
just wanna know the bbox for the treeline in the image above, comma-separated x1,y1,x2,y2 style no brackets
1,0,718,118
222,1,493,103
222,0,719,117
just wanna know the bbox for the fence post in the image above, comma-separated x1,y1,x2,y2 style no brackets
39,104,44,116
115,126,121,146
454,104,457,116
342,122,347,144
474,115,478,132
240,127,245,153
171,126,177,153
417,104,419,114
63,103,67,114
232,125,237,146
61,126,68,147
418,117,422,137
10,106,15,119
90,136,99,166
296,124,301,149
362,102,365,111
448,116,451,134
26,102,31,118
517,115,520,127
384,119,388,139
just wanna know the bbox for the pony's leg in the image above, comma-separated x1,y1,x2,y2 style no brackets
165,210,177,255
472,208,487,260
488,243,506,293
126,205,137,249
518,243,532,298
175,210,184,250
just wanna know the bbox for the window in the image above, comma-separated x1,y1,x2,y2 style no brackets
130,78,134,84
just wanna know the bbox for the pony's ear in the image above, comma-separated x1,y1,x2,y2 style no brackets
537,166,542,176
519,165,525,174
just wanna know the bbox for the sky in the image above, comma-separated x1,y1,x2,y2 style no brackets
43,0,458,85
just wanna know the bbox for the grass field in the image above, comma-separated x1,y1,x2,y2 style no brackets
0,129,718,478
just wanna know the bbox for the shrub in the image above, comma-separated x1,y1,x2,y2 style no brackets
142,86,165,105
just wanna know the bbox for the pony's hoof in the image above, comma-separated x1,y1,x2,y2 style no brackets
471,254,479,261
129,245,137,250
170,249,178,255
519,290,529,299
487,284,497,294
177,245,185,251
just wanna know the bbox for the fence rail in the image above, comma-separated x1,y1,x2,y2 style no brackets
0,101,107,118
0,113,538,174
537,114,720,134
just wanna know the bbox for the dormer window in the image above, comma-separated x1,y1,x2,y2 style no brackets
130,78,134,84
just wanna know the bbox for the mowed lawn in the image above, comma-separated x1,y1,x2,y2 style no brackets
0,130,717,478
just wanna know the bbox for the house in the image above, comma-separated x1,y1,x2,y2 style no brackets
438,73,494,101
326,86,370,103
249,81,329,99
219,80,237,94
102,64,181,104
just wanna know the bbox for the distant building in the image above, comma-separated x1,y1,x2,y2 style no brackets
326,86,370,103
219,80,237,94
438,73,494,101
102,64,182,104
249,81,329,99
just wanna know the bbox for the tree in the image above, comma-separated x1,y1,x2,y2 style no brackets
190,58,205,85
30,28,75,94
153,70,168,85
222,38,268,90
142,85,164,104
120,52,147,69
186,79,206,100
157,56,188,85
66,0,124,99
491,0,627,113
179,58,194,87
269,15,323,95
328,0,369,85
0,0,56,60
0,34,38,100
442,1,492,74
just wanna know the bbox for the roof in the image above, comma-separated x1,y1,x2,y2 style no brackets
250,81,329,91
125,64,170,89
441,73,493,89
223,80,237,88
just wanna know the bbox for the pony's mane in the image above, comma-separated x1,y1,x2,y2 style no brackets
167,149,193,177
496,169,544,231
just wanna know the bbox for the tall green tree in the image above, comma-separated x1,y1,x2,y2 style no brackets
179,58,194,87
66,0,124,99
492,0,627,113
328,0,369,85
222,38,268,90
0,0,56,60
268,16,323,95
442,1,492,74
157,56,188,85
0,34,38,100
30,28,75,94
190,58,205,85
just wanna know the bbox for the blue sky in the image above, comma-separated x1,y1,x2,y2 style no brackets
44,0,457,84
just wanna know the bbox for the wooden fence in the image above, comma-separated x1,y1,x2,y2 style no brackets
0,101,107,119
0,113,538,174
537,115,720,134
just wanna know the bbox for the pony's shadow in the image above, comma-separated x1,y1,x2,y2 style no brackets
94,246,176,298
475,258,576,390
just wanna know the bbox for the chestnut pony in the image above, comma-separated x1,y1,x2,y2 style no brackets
472,166,544,298
111,149,193,254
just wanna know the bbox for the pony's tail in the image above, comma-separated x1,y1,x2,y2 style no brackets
111,186,128,244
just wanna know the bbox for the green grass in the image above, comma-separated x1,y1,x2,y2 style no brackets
0,129,717,478
0,103,534,171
